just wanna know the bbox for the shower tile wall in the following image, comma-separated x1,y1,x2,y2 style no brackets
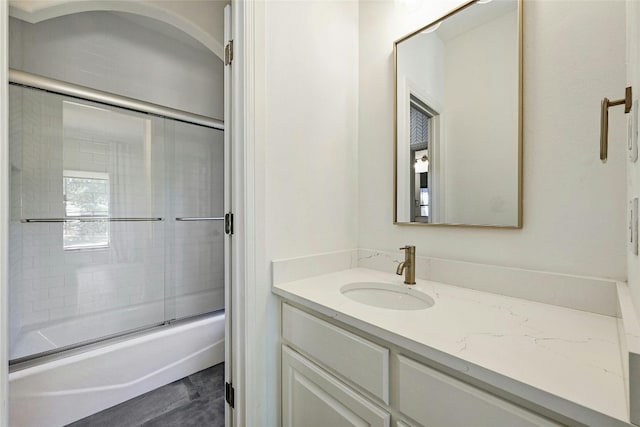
8,86,224,360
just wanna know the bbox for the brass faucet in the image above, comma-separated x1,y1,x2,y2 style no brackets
396,246,416,284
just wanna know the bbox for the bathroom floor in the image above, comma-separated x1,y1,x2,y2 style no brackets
68,363,225,427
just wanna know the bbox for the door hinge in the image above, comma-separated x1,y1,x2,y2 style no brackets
225,212,234,235
225,382,235,408
225,40,234,66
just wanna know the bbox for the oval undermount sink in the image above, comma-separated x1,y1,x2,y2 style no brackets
341,282,435,310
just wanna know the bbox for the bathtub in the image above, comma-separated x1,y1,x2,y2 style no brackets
8,312,225,427
10,289,225,361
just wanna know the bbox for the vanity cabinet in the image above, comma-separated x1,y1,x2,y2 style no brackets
397,355,559,426
281,303,562,427
282,346,391,427
282,300,389,403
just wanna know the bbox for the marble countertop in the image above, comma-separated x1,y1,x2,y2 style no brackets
273,267,629,425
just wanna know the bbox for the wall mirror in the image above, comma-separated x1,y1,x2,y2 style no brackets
394,0,522,227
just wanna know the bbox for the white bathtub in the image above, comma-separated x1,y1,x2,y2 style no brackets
8,312,225,427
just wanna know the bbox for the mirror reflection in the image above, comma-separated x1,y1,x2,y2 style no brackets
395,0,521,227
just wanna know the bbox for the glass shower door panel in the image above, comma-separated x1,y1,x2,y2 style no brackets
166,120,224,320
8,86,166,361
9,86,68,360
171,221,225,319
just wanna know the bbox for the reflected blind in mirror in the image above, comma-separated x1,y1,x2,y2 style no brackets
410,103,429,151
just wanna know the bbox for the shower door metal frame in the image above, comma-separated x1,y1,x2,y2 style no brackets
8,69,224,130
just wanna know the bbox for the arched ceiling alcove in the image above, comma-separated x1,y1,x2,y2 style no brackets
8,0,226,60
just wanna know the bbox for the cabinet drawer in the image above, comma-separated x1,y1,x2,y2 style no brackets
282,303,390,403
282,346,390,427
397,355,560,426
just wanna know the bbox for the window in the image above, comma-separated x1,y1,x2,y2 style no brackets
63,170,110,250
409,96,433,151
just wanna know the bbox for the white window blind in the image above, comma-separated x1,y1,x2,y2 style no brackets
410,103,429,151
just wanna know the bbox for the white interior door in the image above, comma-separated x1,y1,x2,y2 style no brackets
627,1,640,425
223,4,234,427
0,0,8,425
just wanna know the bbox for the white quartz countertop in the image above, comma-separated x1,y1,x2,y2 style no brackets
273,267,629,425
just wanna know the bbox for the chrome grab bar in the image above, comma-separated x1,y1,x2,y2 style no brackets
21,217,163,223
175,217,224,221
22,217,225,223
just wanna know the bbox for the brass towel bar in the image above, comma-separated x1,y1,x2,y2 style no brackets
600,86,632,162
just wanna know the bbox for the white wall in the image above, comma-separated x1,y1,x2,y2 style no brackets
359,0,627,280
264,1,358,262
442,9,518,226
255,0,359,424
9,11,223,119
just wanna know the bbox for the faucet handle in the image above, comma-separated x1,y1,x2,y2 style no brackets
399,245,415,250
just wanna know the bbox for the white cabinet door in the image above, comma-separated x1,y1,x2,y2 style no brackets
397,355,561,427
282,303,390,403
283,346,391,427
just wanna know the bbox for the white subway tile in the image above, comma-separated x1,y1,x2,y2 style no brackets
34,297,63,311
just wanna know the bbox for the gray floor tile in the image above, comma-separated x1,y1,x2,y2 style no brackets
189,364,225,399
142,396,225,427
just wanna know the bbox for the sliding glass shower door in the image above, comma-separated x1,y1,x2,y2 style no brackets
8,84,225,362
164,121,225,321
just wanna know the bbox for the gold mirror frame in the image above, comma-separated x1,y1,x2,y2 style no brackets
393,0,523,229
